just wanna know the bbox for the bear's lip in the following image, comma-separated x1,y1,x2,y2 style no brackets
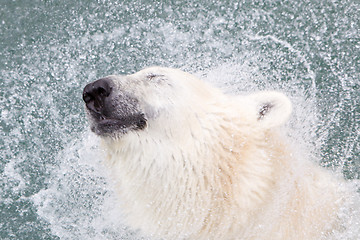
89,111,147,136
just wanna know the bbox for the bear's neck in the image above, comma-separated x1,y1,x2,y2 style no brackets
100,122,283,238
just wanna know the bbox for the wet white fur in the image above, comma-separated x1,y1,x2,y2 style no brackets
100,67,345,239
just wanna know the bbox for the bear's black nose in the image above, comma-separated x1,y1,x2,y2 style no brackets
83,78,113,114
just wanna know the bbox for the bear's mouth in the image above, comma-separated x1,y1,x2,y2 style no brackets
89,111,147,136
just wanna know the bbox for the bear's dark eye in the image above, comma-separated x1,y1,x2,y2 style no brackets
258,103,274,120
147,73,165,81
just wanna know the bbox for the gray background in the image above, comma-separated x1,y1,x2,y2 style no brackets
1,0,359,239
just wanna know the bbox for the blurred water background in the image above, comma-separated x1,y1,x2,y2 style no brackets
0,0,359,239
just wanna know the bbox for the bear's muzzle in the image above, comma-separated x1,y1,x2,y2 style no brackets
83,77,147,136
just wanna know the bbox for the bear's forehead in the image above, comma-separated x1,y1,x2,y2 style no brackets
131,67,169,79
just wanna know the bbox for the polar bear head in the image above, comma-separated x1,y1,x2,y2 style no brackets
82,66,293,238
83,66,292,140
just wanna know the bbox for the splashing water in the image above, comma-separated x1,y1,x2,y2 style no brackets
1,1,359,239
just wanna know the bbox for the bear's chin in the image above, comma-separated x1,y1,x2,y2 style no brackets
90,114,147,137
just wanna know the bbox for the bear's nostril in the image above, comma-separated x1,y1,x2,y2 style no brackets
97,86,111,97
83,77,113,113
83,78,112,100
83,92,92,103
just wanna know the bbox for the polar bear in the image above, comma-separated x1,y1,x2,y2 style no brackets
83,67,345,239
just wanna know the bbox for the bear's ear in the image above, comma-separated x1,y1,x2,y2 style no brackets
248,91,292,129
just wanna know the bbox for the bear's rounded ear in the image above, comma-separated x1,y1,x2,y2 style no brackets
248,91,292,129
